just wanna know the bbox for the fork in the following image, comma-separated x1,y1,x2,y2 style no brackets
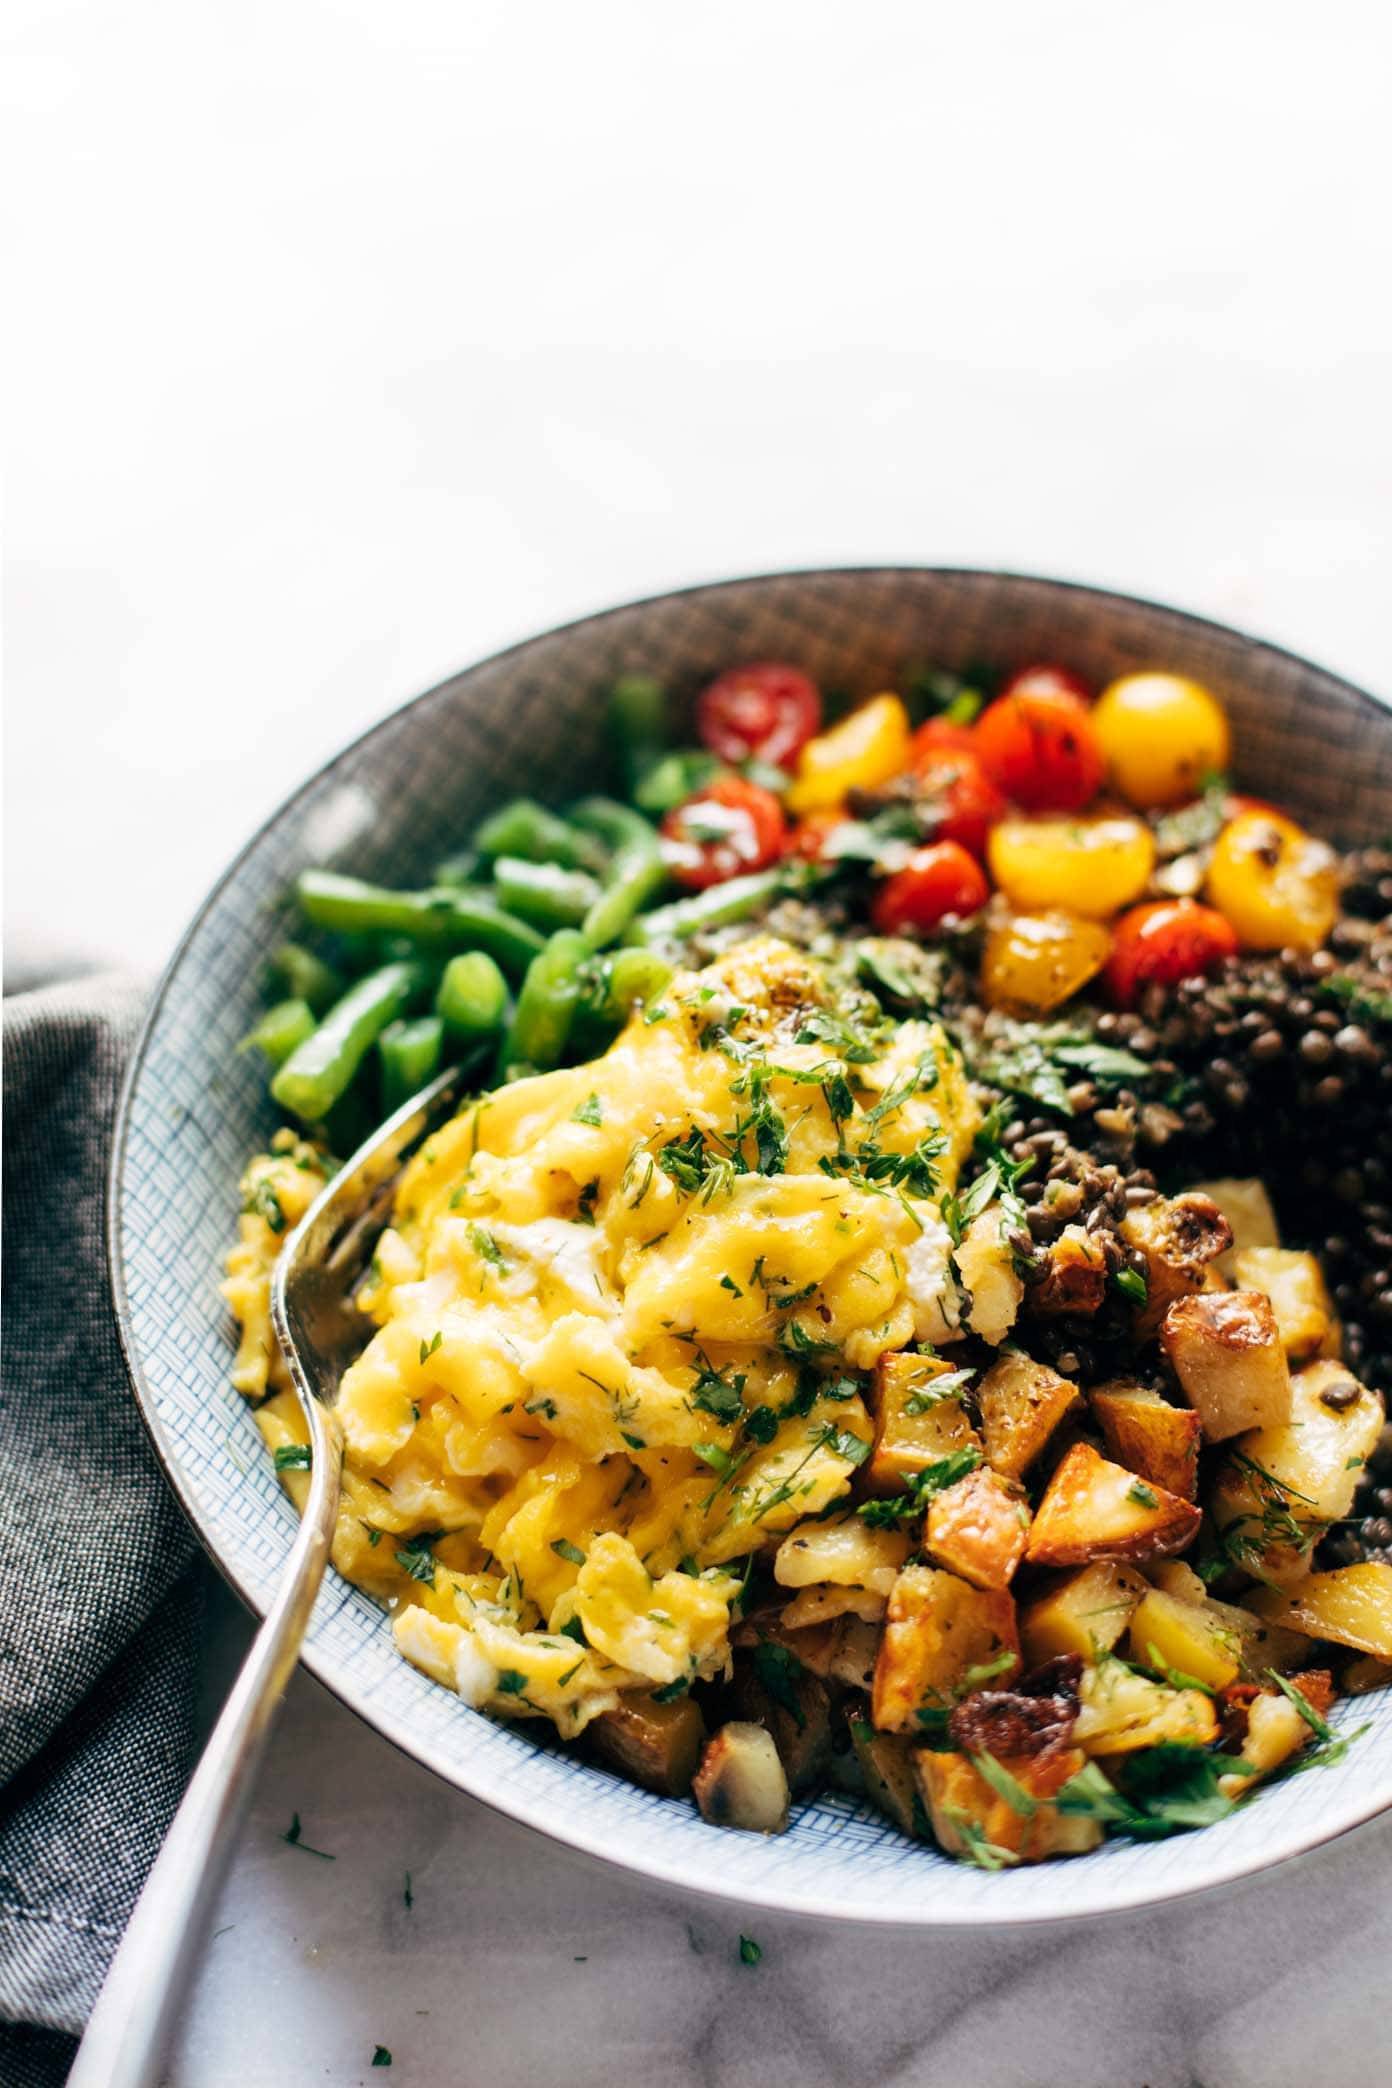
70,1066,468,2088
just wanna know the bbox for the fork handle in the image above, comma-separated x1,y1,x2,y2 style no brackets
69,1424,342,2088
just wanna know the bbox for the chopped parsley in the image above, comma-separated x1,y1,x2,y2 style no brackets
572,1092,604,1126
495,1669,529,1696
418,1330,444,1363
1127,1479,1159,1509
468,1226,506,1268
738,1934,763,1966
372,2046,392,2067
551,1538,587,1566
1113,1266,1148,1307
971,1752,1037,1819
393,1536,437,1587
281,1812,335,1860
273,1444,311,1471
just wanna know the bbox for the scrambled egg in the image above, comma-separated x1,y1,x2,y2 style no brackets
227,937,980,1740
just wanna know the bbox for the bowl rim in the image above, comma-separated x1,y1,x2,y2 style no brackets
106,563,1392,1926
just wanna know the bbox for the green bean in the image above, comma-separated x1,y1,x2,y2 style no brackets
571,797,666,951
432,849,480,890
492,855,602,930
271,960,430,1121
378,1015,445,1114
240,997,317,1066
633,748,719,815
591,946,673,1022
474,797,606,872
501,929,588,1075
270,942,345,1014
609,674,666,795
296,871,545,975
630,867,786,947
436,951,508,1037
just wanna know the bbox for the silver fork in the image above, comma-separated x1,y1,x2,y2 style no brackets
71,1066,468,2088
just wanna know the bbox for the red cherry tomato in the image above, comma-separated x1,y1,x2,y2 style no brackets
871,842,989,936
974,666,1104,811
661,774,789,890
696,661,821,768
910,715,980,762
912,746,1006,860
1106,899,1239,1007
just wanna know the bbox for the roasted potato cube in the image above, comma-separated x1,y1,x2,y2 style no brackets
849,1718,927,1837
956,1209,1025,1344
1201,1591,1314,1679
1090,1380,1202,1500
692,1721,790,1832
926,1466,1030,1590
1073,1659,1218,1754
1209,1359,1384,1584
915,1745,1102,1862
868,1350,980,1495
1127,1587,1240,1690
1030,1225,1109,1317
977,1351,1081,1481
591,1690,707,1795
871,1565,1020,1732
774,1515,909,1594
1247,1564,1392,1662
1020,1561,1148,1666
781,1583,888,1630
1026,1443,1202,1569
1150,1559,1208,1603
1194,1176,1280,1271
727,1654,832,1792
1216,1677,1335,1798
1231,1247,1335,1360
1161,1289,1292,1440
1120,1191,1233,1333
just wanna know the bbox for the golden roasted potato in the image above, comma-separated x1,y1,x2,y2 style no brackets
1209,1359,1383,1584
1026,1444,1202,1569
1119,1191,1232,1334
1030,1225,1109,1317
1193,1176,1280,1271
871,1565,1020,1732
590,1690,707,1795
1020,1561,1148,1666
977,1351,1081,1481
1090,1380,1202,1500
1230,1247,1335,1360
1215,1674,1334,1797
727,1655,832,1791
1127,1587,1240,1691
849,1718,926,1837
1247,1564,1392,1661
774,1514,910,1594
692,1721,790,1832
1161,1289,1292,1439
956,1209,1025,1345
868,1350,980,1495
1073,1659,1218,1754
915,1745,1102,1862
925,1466,1031,1590
780,1583,888,1629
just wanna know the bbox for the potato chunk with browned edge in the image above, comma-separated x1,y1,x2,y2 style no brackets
1021,1561,1148,1667
872,1565,1020,1732
915,1746,1102,1863
692,1722,790,1832
926,1466,1030,1590
1231,1247,1336,1360
1074,1660,1218,1754
1208,1358,1384,1584
1089,1380,1202,1500
1026,1443,1201,1568
868,1351,980,1495
977,1351,1081,1480
1119,1191,1232,1333
1127,1587,1240,1691
591,1691,707,1795
1161,1289,1292,1439
849,1718,926,1838
1247,1564,1392,1662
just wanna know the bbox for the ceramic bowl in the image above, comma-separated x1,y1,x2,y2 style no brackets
110,568,1392,1923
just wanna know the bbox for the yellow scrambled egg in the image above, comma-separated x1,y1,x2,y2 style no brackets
226,937,980,1740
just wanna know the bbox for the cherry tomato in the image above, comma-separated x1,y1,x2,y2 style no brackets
660,774,789,890
912,746,1006,859
910,715,980,763
871,841,989,936
1106,899,1239,1006
696,661,821,769
974,666,1104,812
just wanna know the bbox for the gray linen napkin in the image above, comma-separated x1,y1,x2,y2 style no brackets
2,976,207,2086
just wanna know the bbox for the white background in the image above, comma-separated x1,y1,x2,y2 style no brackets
4,2,1392,2082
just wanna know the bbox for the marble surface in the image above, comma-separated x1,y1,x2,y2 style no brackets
4,1,1392,2081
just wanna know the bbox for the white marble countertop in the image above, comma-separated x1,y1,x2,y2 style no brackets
5,2,1392,2080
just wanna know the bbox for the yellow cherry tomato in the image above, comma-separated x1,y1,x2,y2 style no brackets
986,813,1155,920
786,693,911,814
1092,673,1231,808
1206,809,1339,952
981,911,1113,1014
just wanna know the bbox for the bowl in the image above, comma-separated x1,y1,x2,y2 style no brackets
110,568,1392,1923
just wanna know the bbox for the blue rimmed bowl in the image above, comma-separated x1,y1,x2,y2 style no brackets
110,568,1392,1923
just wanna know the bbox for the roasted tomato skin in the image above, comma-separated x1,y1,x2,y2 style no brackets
912,746,1006,860
871,841,989,936
660,775,789,890
695,661,821,768
910,715,980,763
974,667,1104,812
1106,899,1239,1006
